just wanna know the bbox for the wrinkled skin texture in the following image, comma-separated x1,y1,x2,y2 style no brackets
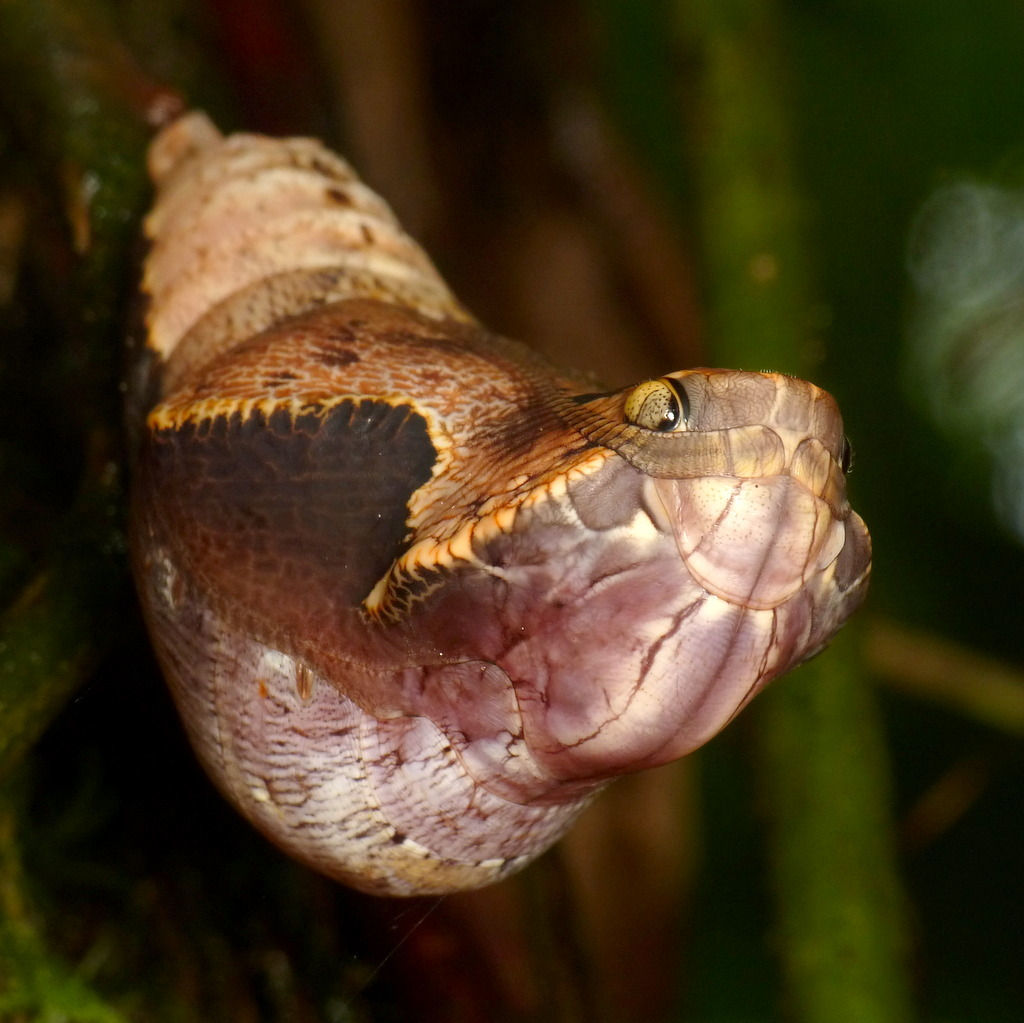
131,113,871,895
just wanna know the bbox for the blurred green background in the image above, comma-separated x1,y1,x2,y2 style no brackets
0,1,1022,1020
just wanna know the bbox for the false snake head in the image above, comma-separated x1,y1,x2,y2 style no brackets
130,112,871,895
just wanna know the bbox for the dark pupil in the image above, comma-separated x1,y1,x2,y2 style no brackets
840,436,854,474
663,378,690,426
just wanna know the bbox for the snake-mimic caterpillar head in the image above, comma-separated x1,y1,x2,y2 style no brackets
130,113,871,895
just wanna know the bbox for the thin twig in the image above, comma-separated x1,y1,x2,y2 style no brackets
866,617,1024,738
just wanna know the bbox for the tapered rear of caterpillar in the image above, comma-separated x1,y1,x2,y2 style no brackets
130,113,871,895
140,112,470,396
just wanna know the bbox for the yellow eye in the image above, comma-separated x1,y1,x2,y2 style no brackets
623,378,689,432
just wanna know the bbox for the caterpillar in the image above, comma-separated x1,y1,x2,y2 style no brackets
129,112,871,896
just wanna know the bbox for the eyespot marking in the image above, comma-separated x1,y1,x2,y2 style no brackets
623,378,690,432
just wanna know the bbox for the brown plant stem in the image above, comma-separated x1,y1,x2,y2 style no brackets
866,618,1024,738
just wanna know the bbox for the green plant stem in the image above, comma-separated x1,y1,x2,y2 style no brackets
755,634,915,1022
0,0,170,781
675,1,915,1020
675,0,814,374
0,478,131,782
0,0,171,1012
0,781,127,1021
